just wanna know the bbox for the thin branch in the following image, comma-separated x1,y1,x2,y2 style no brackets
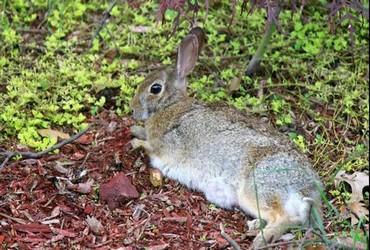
219,222,241,250
0,125,92,171
89,1,118,47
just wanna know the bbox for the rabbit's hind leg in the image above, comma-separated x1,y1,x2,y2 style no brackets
251,211,293,248
238,188,300,249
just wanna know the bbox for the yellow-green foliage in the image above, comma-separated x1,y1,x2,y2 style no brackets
0,0,368,175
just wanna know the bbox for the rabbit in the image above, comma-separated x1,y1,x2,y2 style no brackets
130,27,323,249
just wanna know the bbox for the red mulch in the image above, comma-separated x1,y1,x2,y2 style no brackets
0,113,256,249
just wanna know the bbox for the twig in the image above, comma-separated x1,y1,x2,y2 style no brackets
0,125,92,171
136,206,151,241
89,1,117,47
219,222,241,250
104,25,119,50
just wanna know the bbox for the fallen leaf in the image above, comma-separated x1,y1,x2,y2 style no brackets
104,49,119,60
334,170,368,202
75,134,93,144
149,168,163,187
348,201,369,225
334,170,369,224
86,216,104,235
228,76,241,94
38,129,70,140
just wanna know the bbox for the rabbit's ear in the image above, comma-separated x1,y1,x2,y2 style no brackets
188,27,205,53
176,33,199,81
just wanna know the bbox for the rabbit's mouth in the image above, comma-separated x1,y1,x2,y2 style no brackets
132,109,149,121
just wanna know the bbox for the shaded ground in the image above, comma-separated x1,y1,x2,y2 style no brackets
0,113,260,249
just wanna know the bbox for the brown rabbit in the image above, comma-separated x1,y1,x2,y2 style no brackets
130,27,323,248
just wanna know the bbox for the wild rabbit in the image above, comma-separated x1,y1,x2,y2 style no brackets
130,27,322,248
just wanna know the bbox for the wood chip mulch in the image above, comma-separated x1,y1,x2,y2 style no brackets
0,113,255,249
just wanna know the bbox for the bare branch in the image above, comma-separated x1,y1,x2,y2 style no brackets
219,222,241,250
0,125,92,171
89,1,118,47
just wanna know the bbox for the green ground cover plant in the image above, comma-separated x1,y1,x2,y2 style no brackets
0,0,368,248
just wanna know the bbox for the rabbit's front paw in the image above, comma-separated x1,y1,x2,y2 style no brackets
131,138,151,151
130,125,146,140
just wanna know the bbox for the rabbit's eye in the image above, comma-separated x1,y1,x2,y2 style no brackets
150,83,163,95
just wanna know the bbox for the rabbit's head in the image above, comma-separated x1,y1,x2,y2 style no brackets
130,27,205,121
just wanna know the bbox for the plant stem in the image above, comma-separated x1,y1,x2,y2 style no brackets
246,7,280,76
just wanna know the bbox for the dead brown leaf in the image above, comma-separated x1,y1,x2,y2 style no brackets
149,168,163,187
228,76,241,94
334,170,369,224
38,129,70,140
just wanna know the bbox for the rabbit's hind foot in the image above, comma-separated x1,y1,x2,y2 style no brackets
251,212,292,249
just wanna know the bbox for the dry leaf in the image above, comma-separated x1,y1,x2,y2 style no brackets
334,170,369,224
334,170,368,202
150,168,163,187
228,76,241,94
86,216,104,235
104,49,118,60
348,201,369,225
38,129,70,140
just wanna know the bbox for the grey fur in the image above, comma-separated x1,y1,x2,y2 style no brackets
130,27,322,249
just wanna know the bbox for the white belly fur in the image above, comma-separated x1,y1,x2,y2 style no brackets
150,154,238,209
